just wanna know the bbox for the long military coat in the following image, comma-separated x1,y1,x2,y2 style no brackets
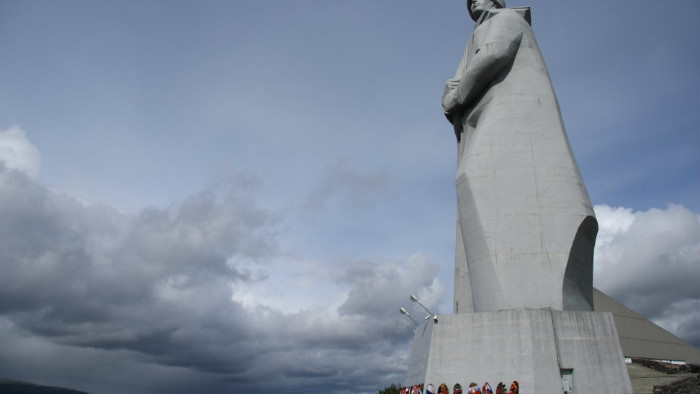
442,7,597,312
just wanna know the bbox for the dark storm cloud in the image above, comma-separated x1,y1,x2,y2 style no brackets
0,165,432,393
0,165,271,366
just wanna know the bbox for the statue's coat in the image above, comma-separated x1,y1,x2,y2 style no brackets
443,8,596,312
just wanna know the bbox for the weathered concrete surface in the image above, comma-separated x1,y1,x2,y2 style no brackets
405,310,632,393
444,5,596,313
453,218,474,314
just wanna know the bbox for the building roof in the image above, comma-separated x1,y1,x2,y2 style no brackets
594,288,700,365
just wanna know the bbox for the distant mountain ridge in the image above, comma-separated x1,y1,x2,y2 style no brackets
0,378,90,394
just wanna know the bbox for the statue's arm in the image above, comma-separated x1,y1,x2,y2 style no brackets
442,44,471,126
442,78,462,124
443,12,524,116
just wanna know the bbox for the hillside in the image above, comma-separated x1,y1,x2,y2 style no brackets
0,379,90,394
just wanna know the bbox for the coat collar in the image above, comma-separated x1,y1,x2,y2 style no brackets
475,7,532,27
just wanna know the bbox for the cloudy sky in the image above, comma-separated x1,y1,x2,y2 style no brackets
0,0,698,393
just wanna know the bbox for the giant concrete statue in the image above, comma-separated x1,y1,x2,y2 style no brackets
405,4,633,390
442,0,597,312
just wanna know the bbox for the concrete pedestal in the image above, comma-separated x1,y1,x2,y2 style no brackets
405,310,632,393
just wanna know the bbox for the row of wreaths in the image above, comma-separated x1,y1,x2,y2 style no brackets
401,381,519,394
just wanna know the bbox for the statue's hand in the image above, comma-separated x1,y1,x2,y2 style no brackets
442,91,457,113
446,78,460,90
442,80,460,115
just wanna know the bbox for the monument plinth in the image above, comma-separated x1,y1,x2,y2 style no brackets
405,1,632,392
406,311,630,393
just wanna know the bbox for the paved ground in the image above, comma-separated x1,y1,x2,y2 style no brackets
626,363,696,394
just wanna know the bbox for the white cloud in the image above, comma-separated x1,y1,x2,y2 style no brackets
594,204,700,346
338,253,442,319
0,126,41,179
594,205,636,247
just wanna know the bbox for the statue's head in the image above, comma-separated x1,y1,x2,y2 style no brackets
467,0,506,21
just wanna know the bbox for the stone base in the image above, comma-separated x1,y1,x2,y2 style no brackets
405,310,632,393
